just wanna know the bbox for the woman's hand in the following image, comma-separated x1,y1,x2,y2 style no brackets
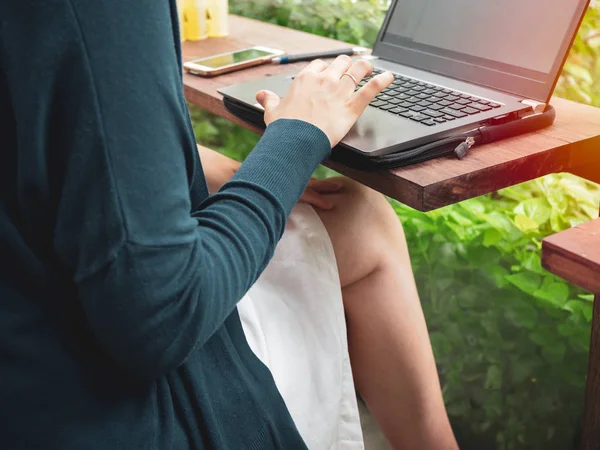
299,178,342,210
198,145,342,210
256,56,393,148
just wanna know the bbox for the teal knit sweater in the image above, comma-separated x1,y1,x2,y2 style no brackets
0,1,331,449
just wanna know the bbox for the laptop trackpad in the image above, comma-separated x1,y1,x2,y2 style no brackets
344,107,427,154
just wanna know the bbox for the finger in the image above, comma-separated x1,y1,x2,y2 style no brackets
299,188,334,210
307,179,343,193
303,59,328,74
339,58,373,93
256,90,281,112
348,72,394,114
323,54,353,81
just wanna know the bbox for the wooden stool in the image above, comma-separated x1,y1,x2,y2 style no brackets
543,217,600,449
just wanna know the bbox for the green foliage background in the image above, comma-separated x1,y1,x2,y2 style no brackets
190,2,600,448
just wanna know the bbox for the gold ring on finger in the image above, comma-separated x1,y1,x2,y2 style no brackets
341,72,358,88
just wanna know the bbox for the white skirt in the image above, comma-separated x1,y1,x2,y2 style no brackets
237,203,364,450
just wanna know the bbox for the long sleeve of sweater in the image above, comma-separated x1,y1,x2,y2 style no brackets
1,0,330,381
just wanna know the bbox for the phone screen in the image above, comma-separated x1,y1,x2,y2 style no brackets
191,48,276,69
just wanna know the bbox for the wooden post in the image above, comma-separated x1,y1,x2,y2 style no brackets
582,293,600,449
542,207,600,449
581,204,600,450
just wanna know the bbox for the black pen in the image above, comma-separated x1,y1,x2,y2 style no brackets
271,47,369,64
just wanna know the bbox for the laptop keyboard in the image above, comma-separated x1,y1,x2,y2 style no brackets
359,69,502,126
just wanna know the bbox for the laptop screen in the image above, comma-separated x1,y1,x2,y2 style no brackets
374,0,591,102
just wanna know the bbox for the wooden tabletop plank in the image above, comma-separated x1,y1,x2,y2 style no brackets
183,15,600,211
542,218,600,294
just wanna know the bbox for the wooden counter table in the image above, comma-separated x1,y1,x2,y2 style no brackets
182,15,600,212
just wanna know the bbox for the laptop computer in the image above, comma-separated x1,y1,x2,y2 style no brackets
219,0,591,157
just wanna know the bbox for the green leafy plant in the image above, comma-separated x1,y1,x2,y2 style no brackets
230,0,389,47
555,2,600,106
191,2,600,448
394,174,599,449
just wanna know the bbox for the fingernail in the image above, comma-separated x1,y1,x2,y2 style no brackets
318,180,342,189
322,183,342,191
312,200,334,210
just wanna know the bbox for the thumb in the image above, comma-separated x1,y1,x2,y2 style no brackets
256,90,280,112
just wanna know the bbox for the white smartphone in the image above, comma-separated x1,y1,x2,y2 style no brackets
183,46,285,77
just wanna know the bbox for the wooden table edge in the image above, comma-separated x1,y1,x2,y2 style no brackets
541,248,599,294
541,218,600,294
182,16,600,211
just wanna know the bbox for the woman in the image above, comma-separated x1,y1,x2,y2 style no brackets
0,1,458,449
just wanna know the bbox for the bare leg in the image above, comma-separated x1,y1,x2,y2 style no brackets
315,178,458,450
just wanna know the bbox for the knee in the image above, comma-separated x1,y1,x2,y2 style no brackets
321,177,407,256
316,177,410,287
329,177,404,238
